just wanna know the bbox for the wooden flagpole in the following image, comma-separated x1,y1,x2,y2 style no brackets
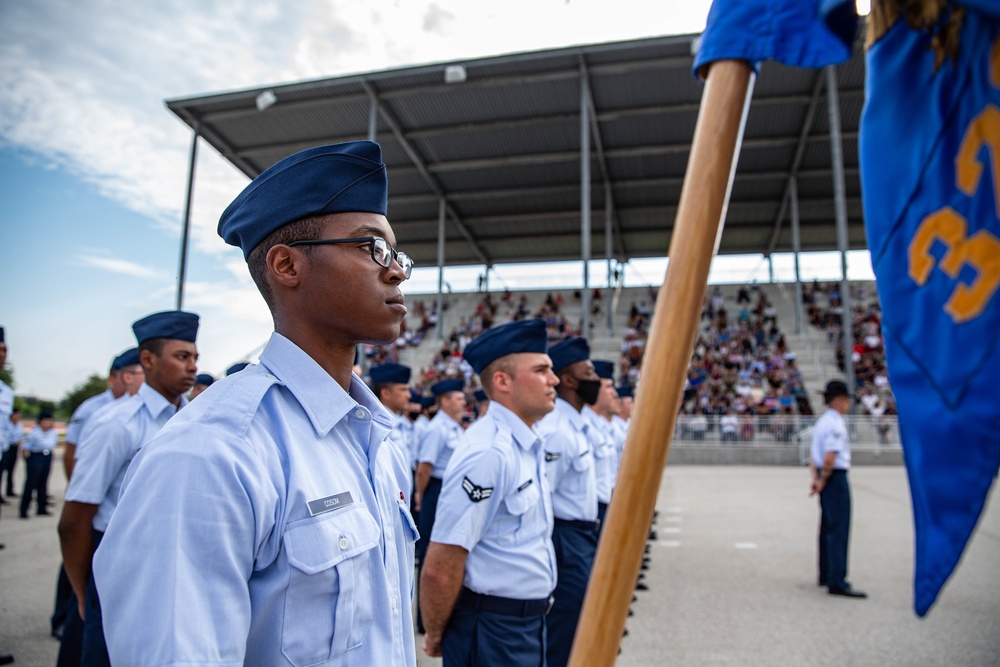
568,59,756,667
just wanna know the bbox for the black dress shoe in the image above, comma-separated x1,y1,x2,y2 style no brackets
829,586,867,599
36,511,52,516
0,497,8,505
6,492,18,498
0,651,13,665
635,582,649,591
647,531,657,541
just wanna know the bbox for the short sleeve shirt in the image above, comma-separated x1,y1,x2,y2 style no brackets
417,411,463,478
583,406,616,503
65,382,184,532
92,333,418,667
431,402,557,599
65,388,116,445
22,426,58,453
811,408,851,470
536,398,598,522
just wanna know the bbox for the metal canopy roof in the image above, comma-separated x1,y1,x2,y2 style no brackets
166,32,866,268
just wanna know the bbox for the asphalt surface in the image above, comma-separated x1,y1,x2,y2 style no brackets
2,453,997,666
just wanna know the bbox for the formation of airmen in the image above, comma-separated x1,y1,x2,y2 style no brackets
2,141,645,667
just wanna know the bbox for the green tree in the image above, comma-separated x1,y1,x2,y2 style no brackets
62,374,108,416
0,364,14,389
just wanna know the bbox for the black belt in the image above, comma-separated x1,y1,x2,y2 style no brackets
29,450,52,457
458,587,553,617
555,518,599,532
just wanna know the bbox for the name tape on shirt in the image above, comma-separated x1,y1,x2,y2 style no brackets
544,451,560,462
462,477,493,503
307,491,355,517
517,479,533,492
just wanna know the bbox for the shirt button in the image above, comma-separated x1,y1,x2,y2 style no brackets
355,409,365,419
338,537,349,550
391,597,398,610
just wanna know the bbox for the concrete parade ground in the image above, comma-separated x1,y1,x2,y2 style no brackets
2,454,998,666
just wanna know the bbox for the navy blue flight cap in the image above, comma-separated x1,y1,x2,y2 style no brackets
226,362,250,376
111,347,140,370
548,337,590,374
431,379,464,397
593,360,615,380
473,388,488,402
616,384,633,399
218,141,388,259
410,389,423,404
462,319,549,374
195,373,215,387
370,363,411,385
0,327,4,343
132,311,199,345
420,395,436,410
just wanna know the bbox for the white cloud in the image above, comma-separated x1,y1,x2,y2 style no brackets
0,0,713,398
78,254,168,280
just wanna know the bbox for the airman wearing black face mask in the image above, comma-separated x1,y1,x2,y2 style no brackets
535,337,601,667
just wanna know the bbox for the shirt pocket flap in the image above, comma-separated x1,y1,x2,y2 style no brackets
571,448,593,473
284,506,380,575
396,497,420,541
504,482,539,516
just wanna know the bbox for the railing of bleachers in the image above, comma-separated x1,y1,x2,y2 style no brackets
670,414,900,449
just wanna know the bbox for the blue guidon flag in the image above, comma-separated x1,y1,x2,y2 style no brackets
697,0,1000,616
692,0,855,77
860,0,1000,616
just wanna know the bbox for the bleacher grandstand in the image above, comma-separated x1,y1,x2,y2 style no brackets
364,280,900,454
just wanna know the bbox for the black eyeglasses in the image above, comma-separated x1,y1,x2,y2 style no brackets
286,236,413,279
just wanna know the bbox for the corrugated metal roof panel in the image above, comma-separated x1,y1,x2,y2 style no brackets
169,32,869,265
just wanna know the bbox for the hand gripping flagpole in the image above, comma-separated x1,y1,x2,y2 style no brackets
568,59,756,667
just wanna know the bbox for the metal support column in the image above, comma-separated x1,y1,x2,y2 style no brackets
358,98,379,374
581,69,592,338
367,97,378,141
825,65,855,399
436,198,446,340
768,255,775,284
175,124,199,311
790,176,804,336
605,182,613,335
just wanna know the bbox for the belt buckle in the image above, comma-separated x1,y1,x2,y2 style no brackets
593,518,601,532
545,595,555,616
43,449,51,456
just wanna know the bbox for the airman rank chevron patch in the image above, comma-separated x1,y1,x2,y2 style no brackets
462,476,493,502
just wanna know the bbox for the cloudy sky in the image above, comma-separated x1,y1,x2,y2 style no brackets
0,0,733,399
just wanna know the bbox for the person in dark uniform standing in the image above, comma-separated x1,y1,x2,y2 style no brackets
20,409,57,517
421,319,558,666
536,337,602,667
811,379,867,599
